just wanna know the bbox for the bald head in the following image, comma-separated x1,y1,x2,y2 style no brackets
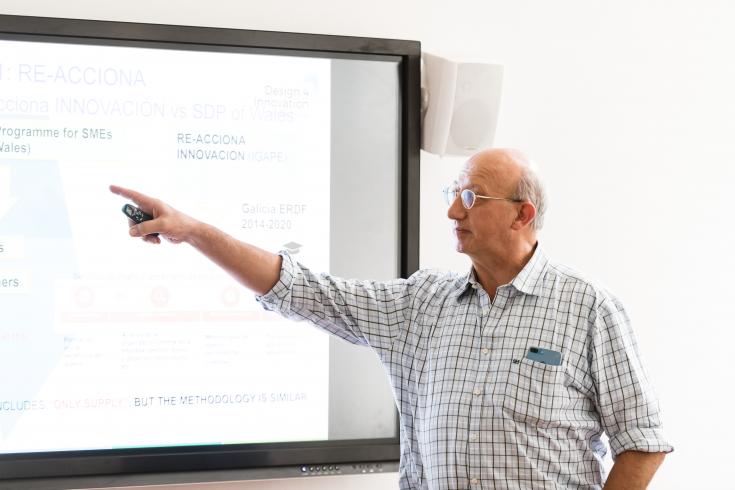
464,148,528,194
463,148,547,231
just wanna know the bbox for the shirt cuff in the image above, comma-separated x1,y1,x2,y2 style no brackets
608,427,674,460
255,250,296,314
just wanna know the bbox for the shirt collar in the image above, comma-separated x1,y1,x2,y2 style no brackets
509,244,549,296
452,270,475,300
452,244,549,300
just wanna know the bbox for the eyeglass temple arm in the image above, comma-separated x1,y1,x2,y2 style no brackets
475,194,525,203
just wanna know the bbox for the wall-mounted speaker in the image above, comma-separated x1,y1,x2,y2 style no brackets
421,52,504,157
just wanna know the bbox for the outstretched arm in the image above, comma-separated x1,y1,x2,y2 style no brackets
109,185,281,295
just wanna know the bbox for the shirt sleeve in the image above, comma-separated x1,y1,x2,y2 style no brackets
589,291,674,460
255,251,413,354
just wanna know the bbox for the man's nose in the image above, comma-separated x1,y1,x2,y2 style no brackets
447,195,466,220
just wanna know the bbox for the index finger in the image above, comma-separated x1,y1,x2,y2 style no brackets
109,185,156,208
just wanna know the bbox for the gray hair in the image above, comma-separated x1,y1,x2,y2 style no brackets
513,161,547,231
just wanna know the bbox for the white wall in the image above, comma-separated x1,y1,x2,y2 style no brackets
2,1,734,488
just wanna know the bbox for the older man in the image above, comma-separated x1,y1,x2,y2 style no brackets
110,148,672,489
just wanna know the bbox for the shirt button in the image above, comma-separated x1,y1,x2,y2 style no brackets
471,478,479,485
469,433,478,442
473,387,481,395
481,348,489,355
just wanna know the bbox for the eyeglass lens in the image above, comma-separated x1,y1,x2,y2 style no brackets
443,187,476,209
460,189,475,209
443,187,454,206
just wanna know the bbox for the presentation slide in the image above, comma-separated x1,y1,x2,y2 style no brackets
0,39,333,452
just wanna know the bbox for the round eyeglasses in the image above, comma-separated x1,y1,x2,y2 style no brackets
442,186,524,209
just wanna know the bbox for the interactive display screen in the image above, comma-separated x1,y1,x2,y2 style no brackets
0,17,419,484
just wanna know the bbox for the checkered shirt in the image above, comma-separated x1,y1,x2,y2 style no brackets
257,246,673,489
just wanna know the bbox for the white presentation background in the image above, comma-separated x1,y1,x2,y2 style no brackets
0,39,333,452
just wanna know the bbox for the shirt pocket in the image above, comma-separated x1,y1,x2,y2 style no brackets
500,357,564,427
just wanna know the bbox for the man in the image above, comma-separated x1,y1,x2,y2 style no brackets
110,148,672,489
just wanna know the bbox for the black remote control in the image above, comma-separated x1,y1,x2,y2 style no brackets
121,204,159,236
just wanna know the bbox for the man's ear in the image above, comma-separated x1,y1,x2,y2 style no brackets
511,202,537,230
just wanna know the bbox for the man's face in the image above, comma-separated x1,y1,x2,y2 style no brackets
447,159,520,260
